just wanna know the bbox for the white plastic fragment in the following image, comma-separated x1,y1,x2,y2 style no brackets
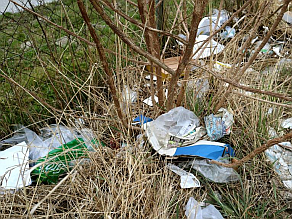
189,158,239,183
168,164,200,188
122,85,137,104
193,35,225,59
282,11,292,24
185,197,224,219
281,118,292,129
0,142,31,191
265,142,292,190
143,96,158,106
220,26,236,39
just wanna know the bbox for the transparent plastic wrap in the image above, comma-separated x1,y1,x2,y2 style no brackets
189,158,239,183
185,197,224,219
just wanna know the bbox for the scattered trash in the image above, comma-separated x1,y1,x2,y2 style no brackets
132,115,153,125
220,26,236,39
145,75,157,81
281,118,292,129
253,41,272,56
31,138,95,184
213,61,232,72
197,9,229,36
177,35,225,59
189,158,239,183
145,56,191,81
193,35,225,59
122,85,137,104
167,164,200,188
143,95,158,107
204,108,234,141
265,142,292,190
0,142,31,191
282,11,292,24
185,197,224,219
272,45,283,57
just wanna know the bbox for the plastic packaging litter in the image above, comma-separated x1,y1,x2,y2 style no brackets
197,9,229,36
31,138,96,184
189,158,239,183
0,124,96,162
122,85,137,104
0,142,31,191
132,115,153,125
177,35,225,59
213,61,231,72
281,118,292,129
146,106,200,148
204,108,234,141
282,11,292,24
185,197,224,219
168,164,200,188
143,95,158,106
193,35,225,59
220,26,236,39
265,142,292,190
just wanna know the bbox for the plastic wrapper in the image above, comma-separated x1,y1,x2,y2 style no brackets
265,142,292,190
31,138,95,184
168,164,200,188
189,158,239,183
204,108,234,140
185,197,224,219
150,106,200,148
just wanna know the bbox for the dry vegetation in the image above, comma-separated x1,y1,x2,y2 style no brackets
1,0,292,218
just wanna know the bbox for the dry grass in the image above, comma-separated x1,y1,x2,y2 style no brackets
1,0,292,218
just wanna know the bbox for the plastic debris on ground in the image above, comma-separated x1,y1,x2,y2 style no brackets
0,142,31,191
281,118,292,129
0,124,96,162
31,138,95,184
185,197,224,219
188,158,239,183
143,95,158,107
204,108,234,141
122,85,137,104
132,115,153,125
265,123,292,190
220,26,236,40
282,11,292,24
197,9,229,36
168,164,200,188
146,107,234,159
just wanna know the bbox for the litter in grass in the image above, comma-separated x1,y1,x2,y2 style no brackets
0,142,31,191
185,197,224,219
204,108,234,141
167,163,200,189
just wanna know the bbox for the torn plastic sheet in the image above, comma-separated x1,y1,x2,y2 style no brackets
0,142,31,191
265,142,292,190
185,197,224,219
204,108,234,141
167,163,200,188
281,118,292,129
188,158,239,183
177,35,224,59
143,95,158,106
283,11,292,24
0,124,96,162
197,9,229,36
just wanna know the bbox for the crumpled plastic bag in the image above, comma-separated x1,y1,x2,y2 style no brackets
189,158,239,183
148,107,200,149
0,124,96,162
185,197,224,219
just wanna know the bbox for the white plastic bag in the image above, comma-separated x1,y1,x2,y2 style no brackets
185,197,224,219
